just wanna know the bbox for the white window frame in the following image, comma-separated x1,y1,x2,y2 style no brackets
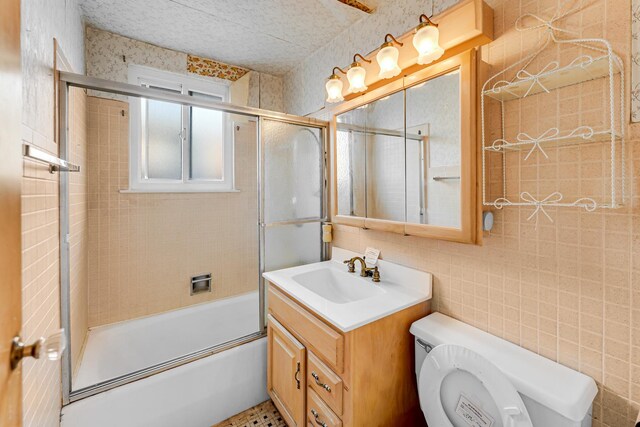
127,64,235,192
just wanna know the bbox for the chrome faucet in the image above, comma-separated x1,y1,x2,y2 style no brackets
343,256,380,282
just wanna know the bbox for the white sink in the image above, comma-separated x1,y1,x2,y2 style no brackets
263,247,432,332
291,268,385,304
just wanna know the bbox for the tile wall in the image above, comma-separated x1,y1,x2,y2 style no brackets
20,0,85,425
322,1,640,425
85,97,258,327
68,87,88,379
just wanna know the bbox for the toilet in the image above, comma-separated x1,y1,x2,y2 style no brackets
410,313,598,427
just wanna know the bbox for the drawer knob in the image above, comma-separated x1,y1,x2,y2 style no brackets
311,409,329,427
312,371,332,392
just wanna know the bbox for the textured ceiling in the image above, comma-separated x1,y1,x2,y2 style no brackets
78,0,374,75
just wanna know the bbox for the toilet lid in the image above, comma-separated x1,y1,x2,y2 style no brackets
419,344,532,427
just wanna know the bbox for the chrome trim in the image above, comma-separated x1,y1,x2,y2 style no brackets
59,72,327,128
258,116,266,333
416,338,433,353
433,176,461,181
68,332,266,403
337,122,423,141
58,75,329,404
321,125,330,261
23,143,80,173
59,83,72,405
261,217,327,227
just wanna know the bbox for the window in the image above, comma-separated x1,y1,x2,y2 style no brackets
128,65,234,192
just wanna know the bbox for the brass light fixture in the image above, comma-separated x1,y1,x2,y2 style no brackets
347,53,372,93
413,14,444,65
325,13,446,102
326,66,347,103
376,34,403,79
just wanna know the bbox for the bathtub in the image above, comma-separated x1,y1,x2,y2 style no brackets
62,291,267,426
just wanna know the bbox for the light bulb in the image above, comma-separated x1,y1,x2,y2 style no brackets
376,45,401,79
413,24,444,65
325,76,344,103
347,64,367,93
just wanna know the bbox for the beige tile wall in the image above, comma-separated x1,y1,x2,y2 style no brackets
68,87,89,379
332,0,640,426
21,130,62,427
85,97,258,327
20,0,85,425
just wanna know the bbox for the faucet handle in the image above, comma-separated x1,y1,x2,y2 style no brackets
343,259,355,273
371,266,380,283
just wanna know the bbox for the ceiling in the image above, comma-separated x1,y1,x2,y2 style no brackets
78,0,376,75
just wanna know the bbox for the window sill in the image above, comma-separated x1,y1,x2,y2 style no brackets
119,188,241,194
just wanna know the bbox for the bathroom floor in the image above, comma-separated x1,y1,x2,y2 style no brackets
213,400,285,427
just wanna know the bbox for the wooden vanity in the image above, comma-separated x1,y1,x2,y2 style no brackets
266,284,430,427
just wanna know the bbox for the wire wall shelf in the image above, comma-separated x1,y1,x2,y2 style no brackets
480,2,626,226
483,55,622,101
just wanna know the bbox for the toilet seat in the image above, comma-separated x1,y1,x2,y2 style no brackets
419,344,532,427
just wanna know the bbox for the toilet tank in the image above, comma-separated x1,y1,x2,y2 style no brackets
410,313,598,427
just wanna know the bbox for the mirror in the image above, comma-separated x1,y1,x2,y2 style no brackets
333,51,476,243
336,70,461,225
406,70,461,227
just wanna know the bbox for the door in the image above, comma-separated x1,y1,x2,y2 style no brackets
267,315,306,426
0,0,22,425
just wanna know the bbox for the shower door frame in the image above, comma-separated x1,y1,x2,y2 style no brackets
58,72,328,404
258,117,330,329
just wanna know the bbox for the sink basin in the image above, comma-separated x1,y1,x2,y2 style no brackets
263,247,432,331
291,268,385,304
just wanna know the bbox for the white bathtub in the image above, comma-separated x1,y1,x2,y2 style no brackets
61,338,268,427
62,291,267,426
75,291,260,388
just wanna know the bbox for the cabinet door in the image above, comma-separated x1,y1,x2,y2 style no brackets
268,314,306,426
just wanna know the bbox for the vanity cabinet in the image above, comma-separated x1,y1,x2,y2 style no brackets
266,284,429,427
267,316,306,426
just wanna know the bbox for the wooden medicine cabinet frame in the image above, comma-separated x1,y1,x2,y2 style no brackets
330,49,480,244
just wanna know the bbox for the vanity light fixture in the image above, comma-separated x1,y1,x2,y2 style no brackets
413,14,444,65
347,53,372,93
326,66,347,103
376,34,403,79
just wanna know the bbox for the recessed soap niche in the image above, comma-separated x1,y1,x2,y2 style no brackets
190,274,212,295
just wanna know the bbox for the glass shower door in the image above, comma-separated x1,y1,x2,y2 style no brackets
260,119,326,324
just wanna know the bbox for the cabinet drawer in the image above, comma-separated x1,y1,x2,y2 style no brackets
307,352,343,416
307,388,342,427
268,286,344,372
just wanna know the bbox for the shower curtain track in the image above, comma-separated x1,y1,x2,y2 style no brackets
58,72,329,405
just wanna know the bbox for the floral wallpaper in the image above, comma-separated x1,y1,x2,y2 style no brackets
187,54,249,81
85,27,284,112
632,0,640,121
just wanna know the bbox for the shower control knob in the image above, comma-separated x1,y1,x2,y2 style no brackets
10,328,66,370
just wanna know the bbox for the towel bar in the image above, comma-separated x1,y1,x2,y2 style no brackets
23,143,80,173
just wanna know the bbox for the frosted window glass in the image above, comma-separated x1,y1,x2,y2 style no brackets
146,99,182,180
264,223,322,272
263,120,322,223
190,92,225,181
190,107,224,180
